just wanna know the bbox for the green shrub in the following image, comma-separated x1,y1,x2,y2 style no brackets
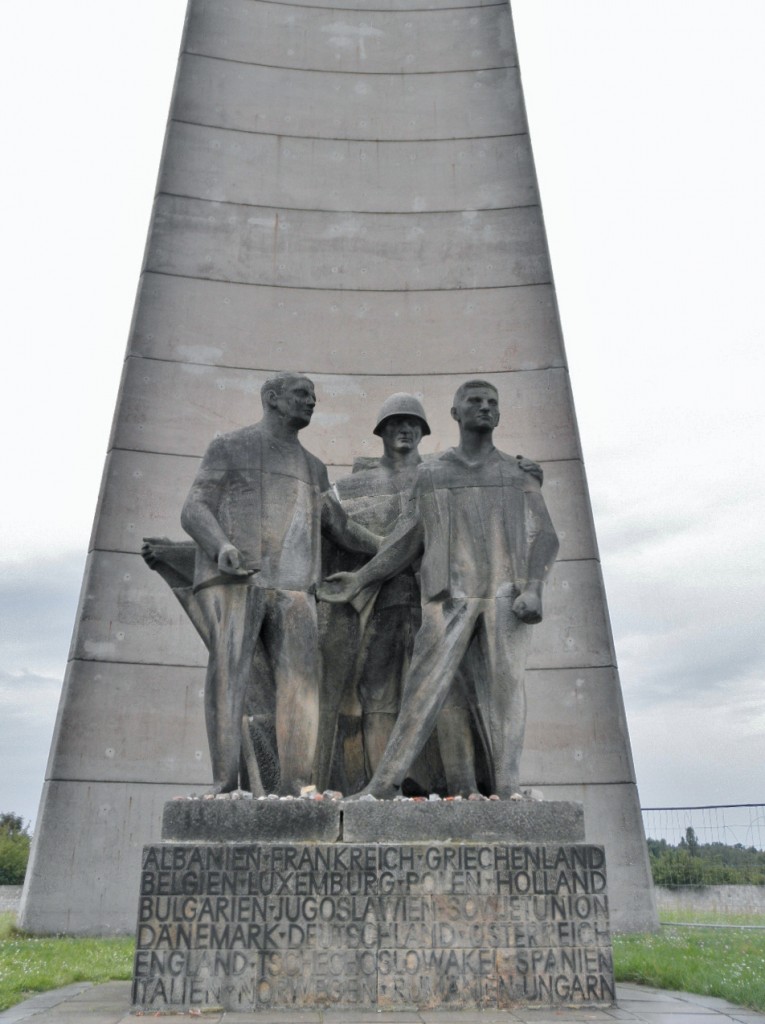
0,815,30,886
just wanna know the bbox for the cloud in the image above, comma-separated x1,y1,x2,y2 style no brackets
627,678,765,810
0,551,85,678
582,445,765,709
0,669,63,828
0,552,82,825
579,441,765,809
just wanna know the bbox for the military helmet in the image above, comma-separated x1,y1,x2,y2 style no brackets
373,393,431,436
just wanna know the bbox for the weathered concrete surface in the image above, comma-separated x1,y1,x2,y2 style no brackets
522,668,636,784
130,275,565,374
20,781,201,935
146,198,550,290
185,0,518,73
162,124,538,213
655,885,765,916
541,783,658,934
162,799,342,843
46,662,208,784
174,58,527,140
22,0,657,935
342,800,584,844
159,797,584,845
0,887,22,915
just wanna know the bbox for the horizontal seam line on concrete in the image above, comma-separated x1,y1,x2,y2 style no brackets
521,781,634,790
120,357,569,378
182,50,517,76
230,0,508,13
109,442,579,464
66,657,205,672
121,352,566,375
525,664,617,675
139,268,550,294
141,269,553,292
157,190,541,217
46,776,208,785
98,549,591,569
99,542,593,566
170,116,529,144
108,446,199,460
63,655,615,672
522,780,635,787
105,447,579,464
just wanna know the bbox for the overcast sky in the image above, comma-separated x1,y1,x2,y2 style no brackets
1,1,763,833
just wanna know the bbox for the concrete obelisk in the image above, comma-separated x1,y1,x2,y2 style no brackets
21,0,657,933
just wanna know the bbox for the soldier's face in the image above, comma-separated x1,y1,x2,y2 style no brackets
452,386,499,432
275,378,316,427
379,415,424,454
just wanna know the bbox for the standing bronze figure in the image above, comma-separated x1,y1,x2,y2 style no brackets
181,372,378,795
320,380,558,798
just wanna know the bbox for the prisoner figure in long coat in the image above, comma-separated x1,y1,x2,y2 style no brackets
320,380,559,799
181,372,379,796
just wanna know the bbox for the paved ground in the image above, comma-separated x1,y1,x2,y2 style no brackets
1,983,764,1024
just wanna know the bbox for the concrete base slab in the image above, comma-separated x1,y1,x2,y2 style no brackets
159,797,583,845
162,797,342,842
342,799,584,843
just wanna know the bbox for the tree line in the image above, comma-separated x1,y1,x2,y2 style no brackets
648,827,765,886
0,814,30,885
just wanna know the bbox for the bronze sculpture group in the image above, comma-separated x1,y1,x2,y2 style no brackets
144,373,559,800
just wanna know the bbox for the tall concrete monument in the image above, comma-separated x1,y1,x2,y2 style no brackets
21,0,657,935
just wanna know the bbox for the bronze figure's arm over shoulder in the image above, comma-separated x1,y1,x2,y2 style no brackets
320,488,381,555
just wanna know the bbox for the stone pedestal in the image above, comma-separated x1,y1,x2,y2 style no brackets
132,799,614,1012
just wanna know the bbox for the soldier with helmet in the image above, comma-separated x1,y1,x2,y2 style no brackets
316,393,434,791
317,393,477,793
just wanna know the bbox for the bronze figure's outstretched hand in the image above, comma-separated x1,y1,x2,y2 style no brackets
317,572,361,604
141,539,162,570
512,582,544,624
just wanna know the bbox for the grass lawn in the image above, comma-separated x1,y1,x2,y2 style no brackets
613,924,765,1012
0,913,133,1012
